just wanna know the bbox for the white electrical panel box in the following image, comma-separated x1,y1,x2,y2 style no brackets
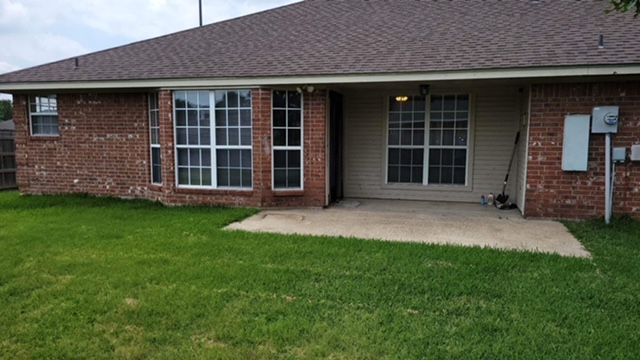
631,145,640,161
562,115,590,171
613,147,626,162
592,106,620,133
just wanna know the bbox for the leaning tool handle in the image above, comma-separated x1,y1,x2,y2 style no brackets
501,131,521,196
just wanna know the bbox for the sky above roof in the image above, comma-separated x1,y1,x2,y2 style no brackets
0,0,300,100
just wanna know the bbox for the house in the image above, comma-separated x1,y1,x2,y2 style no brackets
0,0,638,219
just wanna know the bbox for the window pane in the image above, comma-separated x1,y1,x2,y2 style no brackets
188,128,199,145
274,150,287,168
217,169,229,187
202,149,212,167
216,128,227,145
176,128,187,145
412,167,423,183
399,166,411,182
388,149,400,166
177,149,189,166
288,110,301,127
413,149,424,165
187,110,198,126
228,128,239,146
200,128,211,145
388,166,399,183
455,130,467,146
217,150,229,167
241,150,252,168
400,149,412,165
287,150,301,168
273,110,286,127
413,130,424,146
288,129,301,146
229,169,241,187
457,95,469,110
174,92,187,109
443,96,456,111
273,129,286,146
215,110,226,126
400,130,411,146
442,149,453,166
228,110,239,126
288,91,301,109
430,149,441,166
431,96,443,111
187,92,198,108
240,109,252,126
241,128,252,146
273,91,287,108
429,130,441,146
189,149,201,166
241,169,252,187
215,91,226,108
428,167,440,183
442,130,454,146
454,149,466,166
227,91,239,108
454,168,466,185
239,90,252,108
441,167,453,184
199,110,210,127
178,168,189,184
202,169,212,186
198,91,210,108
274,169,287,188
288,169,301,187
175,110,186,126
389,130,400,146
229,150,241,167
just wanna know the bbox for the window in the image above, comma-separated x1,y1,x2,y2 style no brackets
272,90,302,189
149,93,161,184
387,96,425,184
30,95,58,136
387,94,470,186
428,95,469,185
174,90,252,189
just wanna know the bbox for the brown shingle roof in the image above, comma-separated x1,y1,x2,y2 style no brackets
0,0,639,85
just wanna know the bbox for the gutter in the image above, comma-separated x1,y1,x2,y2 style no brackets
1,64,640,92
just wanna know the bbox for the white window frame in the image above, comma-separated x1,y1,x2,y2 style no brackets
29,95,59,137
425,94,471,186
149,93,162,185
384,93,472,187
173,90,253,190
271,89,304,191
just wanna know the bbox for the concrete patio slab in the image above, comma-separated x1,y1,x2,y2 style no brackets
226,199,591,258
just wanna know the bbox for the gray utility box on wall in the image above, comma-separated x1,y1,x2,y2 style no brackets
592,106,620,133
562,115,591,171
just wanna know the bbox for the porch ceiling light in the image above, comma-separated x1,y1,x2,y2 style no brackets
395,96,409,102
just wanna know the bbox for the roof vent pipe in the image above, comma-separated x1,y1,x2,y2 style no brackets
599,34,605,49
199,0,203,27
74,57,79,69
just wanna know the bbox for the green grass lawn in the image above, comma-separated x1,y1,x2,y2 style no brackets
1,191,639,359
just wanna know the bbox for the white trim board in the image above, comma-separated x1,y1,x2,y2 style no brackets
2,65,640,92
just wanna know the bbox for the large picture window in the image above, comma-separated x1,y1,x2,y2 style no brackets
174,90,252,189
149,93,162,184
30,95,58,136
387,94,469,186
272,90,303,189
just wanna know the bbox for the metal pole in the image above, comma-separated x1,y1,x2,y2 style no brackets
199,0,203,26
605,133,612,224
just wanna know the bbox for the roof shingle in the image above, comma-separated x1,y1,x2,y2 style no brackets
0,0,639,85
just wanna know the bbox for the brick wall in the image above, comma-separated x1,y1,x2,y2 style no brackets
14,93,151,198
14,89,328,208
526,82,640,219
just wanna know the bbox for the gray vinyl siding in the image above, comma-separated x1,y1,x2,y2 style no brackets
343,86,523,203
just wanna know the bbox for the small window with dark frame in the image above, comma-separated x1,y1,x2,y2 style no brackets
149,93,162,184
30,95,59,136
272,90,303,189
